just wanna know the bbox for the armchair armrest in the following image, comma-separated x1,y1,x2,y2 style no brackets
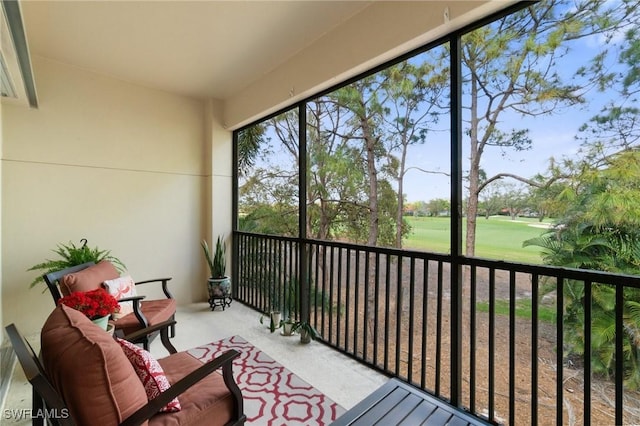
120,349,244,426
120,320,178,354
134,277,173,299
122,319,176,342
117,295,146,303
116,295,149,330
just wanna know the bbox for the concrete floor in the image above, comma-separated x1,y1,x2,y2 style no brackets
3,302,387,424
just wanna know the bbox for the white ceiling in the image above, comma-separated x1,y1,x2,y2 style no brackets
20,1,373,101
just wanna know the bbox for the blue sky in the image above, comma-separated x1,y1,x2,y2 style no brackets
401,14,630,202
246,2,635,206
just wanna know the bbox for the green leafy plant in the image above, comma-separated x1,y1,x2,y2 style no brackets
259,311,282,333
282,318,295,336
292,321,319,343
28,239,126,289
202,235,226,279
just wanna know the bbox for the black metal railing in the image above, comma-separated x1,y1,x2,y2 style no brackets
234,231,640,425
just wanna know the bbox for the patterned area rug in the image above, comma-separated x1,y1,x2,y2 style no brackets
187,335,345,425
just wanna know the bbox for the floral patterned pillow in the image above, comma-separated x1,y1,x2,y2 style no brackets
103,276,137,318
116,338,181,412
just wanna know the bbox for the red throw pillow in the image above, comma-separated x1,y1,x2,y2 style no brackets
116,338,181,412
60,261,119,296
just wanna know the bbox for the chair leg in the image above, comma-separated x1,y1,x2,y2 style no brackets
168,314,176,338
32,387,45,426
161,326,177,354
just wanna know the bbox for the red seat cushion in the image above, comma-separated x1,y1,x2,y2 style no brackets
114,298,177,335
150,352,234,426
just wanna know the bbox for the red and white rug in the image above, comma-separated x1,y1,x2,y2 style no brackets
187,335,345,425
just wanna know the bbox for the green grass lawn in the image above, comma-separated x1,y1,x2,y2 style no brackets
404,216,553,264
475,299,557,324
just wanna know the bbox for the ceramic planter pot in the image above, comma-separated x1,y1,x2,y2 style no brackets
282,321,294,336
91,315,110,331
269,311,281,332
300,329,311,344
207,276,232,311
207,277,231,298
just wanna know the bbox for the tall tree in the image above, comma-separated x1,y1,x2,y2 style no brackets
478,182,506,219
526,168,568,221
427,198,451,217
238,112,299,236
333,77,390,246
524,149,640,387
575,14,640,166
500,182,528,220
307,99,367,240
237,124,267,177
382,57,448,247
461,0,634,256
523,19,640,385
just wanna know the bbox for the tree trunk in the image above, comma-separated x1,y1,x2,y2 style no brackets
363,118,379,247
466,71,480,257
395,141,408,248
395,181,404,248
359,104,379,341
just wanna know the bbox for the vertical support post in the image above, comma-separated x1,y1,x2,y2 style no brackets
298,103,310,323
556,277,564,426
615,282,624,425
231,130,239,298
584,280,592,425
449,34,463,407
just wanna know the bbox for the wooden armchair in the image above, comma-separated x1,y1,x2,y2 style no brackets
5,305,245,426
43,261,176,352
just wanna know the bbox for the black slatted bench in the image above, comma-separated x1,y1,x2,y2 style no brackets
332,378,493,426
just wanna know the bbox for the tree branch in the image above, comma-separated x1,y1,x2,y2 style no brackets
478,173,545,193
405,166,451,177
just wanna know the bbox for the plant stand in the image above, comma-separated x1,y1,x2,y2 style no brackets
209,296,232,311
207,277,232,311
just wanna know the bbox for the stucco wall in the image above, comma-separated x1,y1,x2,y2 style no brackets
1,56,211,334
202,99,233,276
0,96,3,330
224,0,510,129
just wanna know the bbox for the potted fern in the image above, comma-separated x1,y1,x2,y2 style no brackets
28,239,125,290
202,235,232,310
